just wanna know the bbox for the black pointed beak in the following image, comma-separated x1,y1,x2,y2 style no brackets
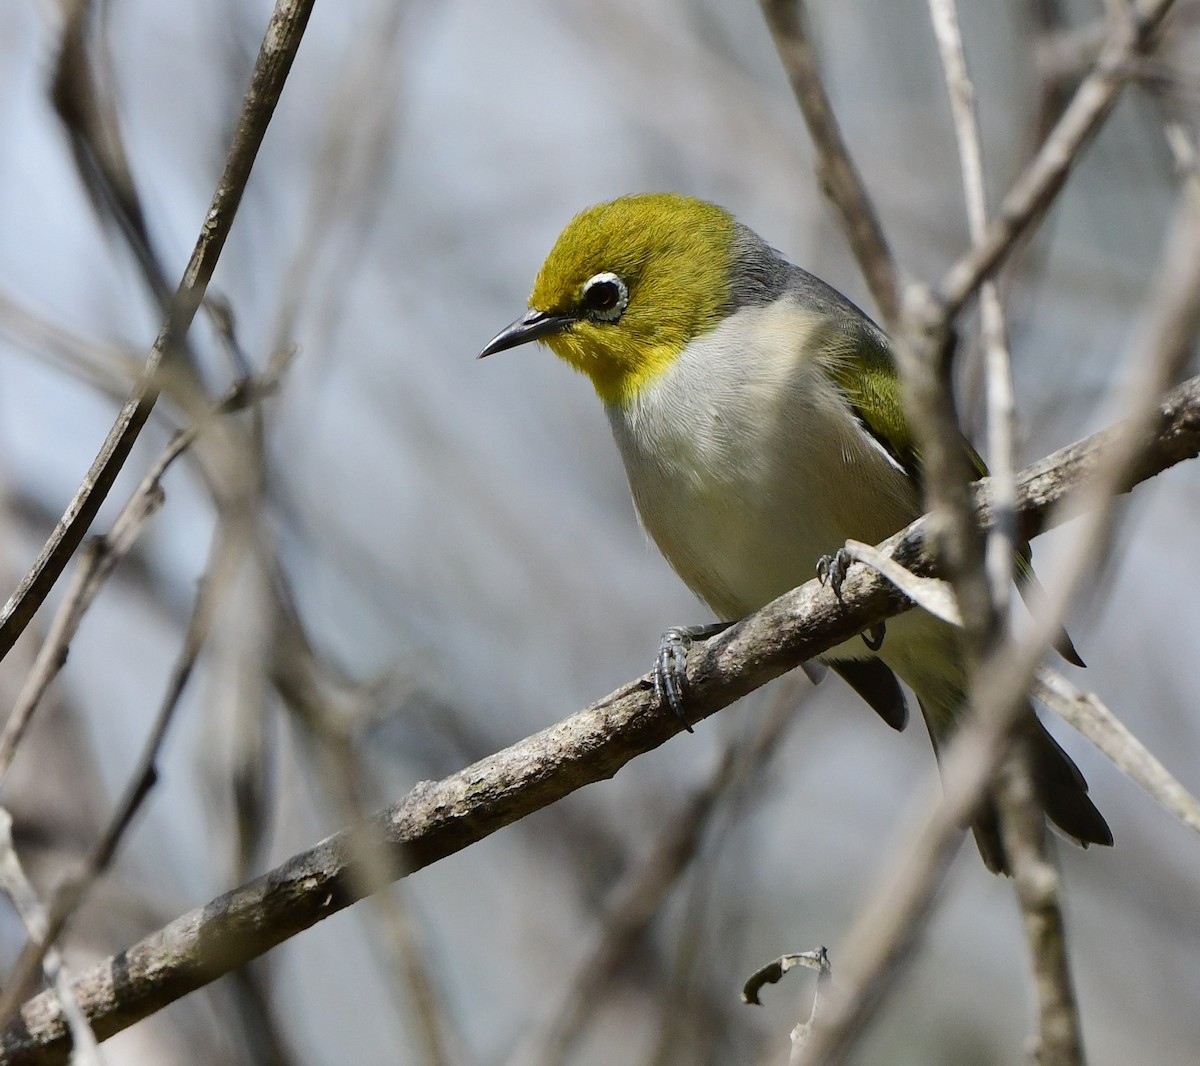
478,309,576,358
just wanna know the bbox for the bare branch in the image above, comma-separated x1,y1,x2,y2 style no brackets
0,520,238,1030
0,367,290,788
787,948,833,1064
0,812,100,1066
1,378,1197,1065
0,0,316,661
938,0,1180,317
757,0,899,324
1035,669,1200,836
927,0,1019,613
996,750,1084,1066
929,4,1084,1061
0,290,136,400
840,540,961,626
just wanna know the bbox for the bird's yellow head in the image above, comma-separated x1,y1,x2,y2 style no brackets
479,194,738,406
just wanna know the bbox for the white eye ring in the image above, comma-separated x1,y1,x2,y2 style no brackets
581,272,628,322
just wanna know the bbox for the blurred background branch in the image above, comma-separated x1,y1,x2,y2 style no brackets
0,1,1197,1064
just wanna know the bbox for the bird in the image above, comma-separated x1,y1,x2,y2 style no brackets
478,192,1112,874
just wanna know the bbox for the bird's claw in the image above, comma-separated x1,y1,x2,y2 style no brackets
654,627,695,733
816,547,853,602
818,549,882,649
652,622,734,732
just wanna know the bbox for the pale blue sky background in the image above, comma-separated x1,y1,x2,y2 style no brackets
0,1,1197,1064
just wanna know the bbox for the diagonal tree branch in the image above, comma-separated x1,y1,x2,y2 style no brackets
938,0,1179,317
758,0,899,325
1,375,1198,1066
0,0,316,662
928,2,1084,1062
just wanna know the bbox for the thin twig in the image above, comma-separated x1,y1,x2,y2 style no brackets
787,949,832,1064
0,290,136,400
1035,668,1200,835
0,811,100,1066
1,379,1197,1064
894,0,999,661
996,750,1084,1066
892,285,995,647
995,750,1085,1066
929,4,1083,1061
0,350,294,1025
757,0,899,325
0,521,239,1030
0,0,316,661
927,0,1019,614
938,0,1180,317
51,0,170,306
0,505,163,788
0,368,289,787
841,540,961,626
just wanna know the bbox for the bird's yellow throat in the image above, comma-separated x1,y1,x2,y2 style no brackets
537,326,684,407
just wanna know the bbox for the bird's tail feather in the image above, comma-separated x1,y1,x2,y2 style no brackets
918,698,1112,876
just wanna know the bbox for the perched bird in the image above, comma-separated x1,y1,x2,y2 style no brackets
479,193,1111,874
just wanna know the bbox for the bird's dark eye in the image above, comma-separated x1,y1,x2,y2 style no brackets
584,279,620,311
581,272,628,322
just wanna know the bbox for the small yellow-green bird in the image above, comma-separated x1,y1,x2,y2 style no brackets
480,193,1111,873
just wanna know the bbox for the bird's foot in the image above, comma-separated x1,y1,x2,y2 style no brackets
817,550,884,648
653,622,733,733
816,547,853,601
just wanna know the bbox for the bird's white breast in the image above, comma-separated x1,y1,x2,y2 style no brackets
605,302,921,622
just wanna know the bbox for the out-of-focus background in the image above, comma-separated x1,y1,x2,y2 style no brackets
1,1,1198,1063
